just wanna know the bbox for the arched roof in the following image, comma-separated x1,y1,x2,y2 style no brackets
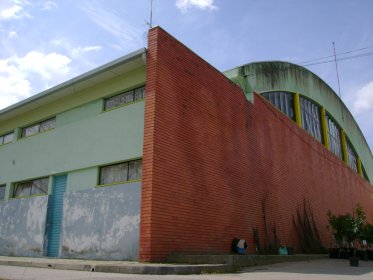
224,61,373,182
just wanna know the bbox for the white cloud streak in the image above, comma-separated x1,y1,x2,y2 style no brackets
353,81,373,115
40,1,58,11
79,1,141,51
175,0,218,13
71,45,102,58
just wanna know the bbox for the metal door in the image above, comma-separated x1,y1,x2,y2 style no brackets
45,174,67,257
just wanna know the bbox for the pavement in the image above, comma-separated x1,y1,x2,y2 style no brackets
0,254,327,275
1,258,373,280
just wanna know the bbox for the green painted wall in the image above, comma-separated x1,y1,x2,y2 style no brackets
66,167,98,192
0,67,145,135
0,66,146,195
225,62,373,182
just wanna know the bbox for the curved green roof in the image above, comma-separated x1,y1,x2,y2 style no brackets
224,61,373,182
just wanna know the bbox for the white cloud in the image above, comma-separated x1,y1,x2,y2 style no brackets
176,0,218,13
0,0,31,20
71,45,102,58
8,30,17,38
40,1,58,11
0,51,71,110
353,81,373,115
0,59,31,109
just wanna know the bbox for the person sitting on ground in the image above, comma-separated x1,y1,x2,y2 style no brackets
237,239,248,255
279,244,288,256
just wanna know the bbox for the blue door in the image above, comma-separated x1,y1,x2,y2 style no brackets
45,174,67,257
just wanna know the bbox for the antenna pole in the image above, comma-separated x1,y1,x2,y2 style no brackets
150,0,153,28
333,42,342,98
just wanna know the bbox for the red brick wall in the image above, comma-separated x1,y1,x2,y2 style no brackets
140,27,373,262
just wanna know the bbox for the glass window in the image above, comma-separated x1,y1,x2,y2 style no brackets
104,86,145,111
326,115,343,160
262,91,295,120
100,162,129,185
129,159,142,181
300,97,322,142
0,132,14,145
3,133,14,144
346,139,358,172
134,87,145,101
40,118,56,132
362,165,370,182
99,159,142,185
13,177,49,198
22,124,40,137
22,118,55,138
0,185,5,200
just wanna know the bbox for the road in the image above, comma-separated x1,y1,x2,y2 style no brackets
1,259,373,280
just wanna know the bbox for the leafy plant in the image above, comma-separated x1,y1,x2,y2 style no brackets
363,223,373,245
327,205,367,256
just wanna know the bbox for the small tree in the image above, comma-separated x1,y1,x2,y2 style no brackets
327,211,353,247
327,205,367,256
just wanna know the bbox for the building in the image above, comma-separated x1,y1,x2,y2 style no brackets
0,27,372,262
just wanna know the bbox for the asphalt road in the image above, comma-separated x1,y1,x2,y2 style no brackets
1,258,373,280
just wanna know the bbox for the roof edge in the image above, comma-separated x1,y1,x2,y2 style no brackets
0,48,147,116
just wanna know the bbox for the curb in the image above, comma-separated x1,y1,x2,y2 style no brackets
0,259,233,275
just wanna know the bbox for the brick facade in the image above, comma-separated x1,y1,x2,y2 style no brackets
140,27,373,262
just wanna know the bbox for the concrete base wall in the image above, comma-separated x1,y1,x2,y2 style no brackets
0,196,48,257
60,182,141,260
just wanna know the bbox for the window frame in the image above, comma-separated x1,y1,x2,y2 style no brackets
13,177,49,198
0,184,6,201
0,131,14,145
261,91,295,121
98,159,142,186
299,96,322,143
326,113,343,160
104,86,146,111
21,117,56,138
346,137,358,172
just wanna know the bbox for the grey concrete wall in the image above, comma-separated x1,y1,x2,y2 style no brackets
0,196,48,257
60,182,141,260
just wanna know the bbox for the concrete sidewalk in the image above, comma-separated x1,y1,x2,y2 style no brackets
0,254,327,275
0,256,232,275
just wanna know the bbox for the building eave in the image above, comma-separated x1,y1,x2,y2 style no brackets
0,48,147,121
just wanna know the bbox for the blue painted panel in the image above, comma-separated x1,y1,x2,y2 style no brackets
46,174,67,257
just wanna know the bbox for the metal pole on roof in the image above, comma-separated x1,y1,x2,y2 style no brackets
333,42,344,121
150,0,153,28
145,0,153,28
333,42,342,99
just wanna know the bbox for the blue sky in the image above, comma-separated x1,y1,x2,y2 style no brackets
0,0,372,152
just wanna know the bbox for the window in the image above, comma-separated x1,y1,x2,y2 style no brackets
362,165,370,182
326,115,343,160
13,177,49,198
346,139,358,172
0,132,14,145
300,97,322,142
99,159,142,185
104,86,145,111
22,118,56,138
262,91,295,120
0,185,5,200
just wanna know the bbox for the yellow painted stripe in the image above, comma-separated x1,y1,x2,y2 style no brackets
320,107,329,149
340,129,348,164
294,93,302,128
357,158,363,177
